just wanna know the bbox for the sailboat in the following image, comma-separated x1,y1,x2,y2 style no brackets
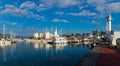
0,24,11,45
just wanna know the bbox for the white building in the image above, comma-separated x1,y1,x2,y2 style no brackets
34,32,39,39
114,31,120,40
45,32,51,39
33,27,62,40
39,33,44,39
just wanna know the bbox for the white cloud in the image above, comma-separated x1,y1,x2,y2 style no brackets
86,0,120,14
67,10,97,16
106,2,120,13
34,14,45,21
91,20,100,25
87,0,113,6
11,22,17,25
96,2,120,13
40,0,80,8
36,4,48,12
0,20,19,26
52,19,69,23
36,0,81,12
20,1,36,9
26,12,45,21
79,6,84,10
87,0,106,6
5,4,16,9
96,5,105,13
0,4,45,21
55,12,64,15
1,4,28,16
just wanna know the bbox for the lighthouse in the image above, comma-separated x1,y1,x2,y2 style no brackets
106,14,112,32
106,14,112,44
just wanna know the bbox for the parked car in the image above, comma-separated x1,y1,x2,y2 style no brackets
116,38,120,44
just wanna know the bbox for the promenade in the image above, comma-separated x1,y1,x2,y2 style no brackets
75,44,120,66
96,45,120,66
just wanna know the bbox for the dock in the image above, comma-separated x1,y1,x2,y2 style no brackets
96,45,120,66
75,44,120,66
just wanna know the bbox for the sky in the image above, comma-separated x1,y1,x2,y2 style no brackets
0,0,120,36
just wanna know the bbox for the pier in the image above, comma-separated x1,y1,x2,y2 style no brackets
75,44,120,66
97,45,120,66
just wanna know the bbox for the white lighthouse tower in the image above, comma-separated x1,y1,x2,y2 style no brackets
106,14,112,43
106,14,112,32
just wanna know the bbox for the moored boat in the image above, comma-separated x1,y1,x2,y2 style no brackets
53,37,67,44
82,38,93,44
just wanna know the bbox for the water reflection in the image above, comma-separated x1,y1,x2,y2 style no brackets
53,44,67,51
0,44,16,63
0,43,91,66
33,42,45,49
3,46,6,62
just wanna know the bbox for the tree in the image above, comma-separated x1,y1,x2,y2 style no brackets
92,30,98,42
71,34,74,36
29,36,34,39
0,33,1,39
75,33,81,39
92,31,98,36
82,33,86,39
63,34,71,39
99,31,106,38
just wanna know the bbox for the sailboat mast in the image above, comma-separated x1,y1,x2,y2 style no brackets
10,31,12,40
3,24,5,39
61,28,62,36
51,27,52,37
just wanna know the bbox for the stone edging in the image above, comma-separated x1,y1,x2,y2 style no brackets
75,45,101,66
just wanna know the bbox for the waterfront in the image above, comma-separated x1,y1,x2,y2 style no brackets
0,43,91,66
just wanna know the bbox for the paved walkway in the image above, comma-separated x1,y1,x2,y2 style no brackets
97,45,120,66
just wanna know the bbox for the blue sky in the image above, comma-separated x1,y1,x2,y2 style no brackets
0,0,120,36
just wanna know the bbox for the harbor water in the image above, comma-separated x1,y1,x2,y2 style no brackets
0,43,91,66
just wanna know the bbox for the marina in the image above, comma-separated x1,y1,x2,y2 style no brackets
0,43,91,66
0,13,119,66
0,0,120,66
